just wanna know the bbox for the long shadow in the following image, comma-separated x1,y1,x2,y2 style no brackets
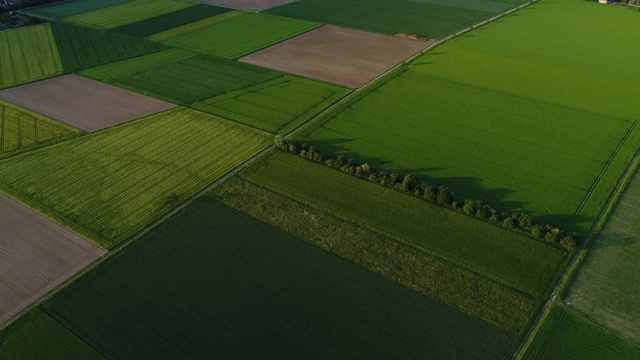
592,232,637,249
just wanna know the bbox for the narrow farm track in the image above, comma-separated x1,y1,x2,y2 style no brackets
513,146,640,359
0,0,542,336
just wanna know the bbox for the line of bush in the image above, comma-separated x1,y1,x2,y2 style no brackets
275,136,579,250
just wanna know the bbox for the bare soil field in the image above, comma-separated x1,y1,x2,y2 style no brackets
0,75,175,132
189,0,296,11
240,25,430,88
0,192,105,325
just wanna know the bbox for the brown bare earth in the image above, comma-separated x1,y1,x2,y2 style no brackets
0,75,175,132
189,0,296,11
240,25,431,88
0,192,105,325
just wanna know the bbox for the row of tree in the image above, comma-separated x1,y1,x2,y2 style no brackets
274,136,579,250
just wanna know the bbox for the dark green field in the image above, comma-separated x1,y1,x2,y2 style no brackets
111,5,230,38
25,0,132,20
51,22,166,73
266,0,523,38
35,199,514,359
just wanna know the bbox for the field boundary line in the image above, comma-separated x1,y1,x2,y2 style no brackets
514,141,640,359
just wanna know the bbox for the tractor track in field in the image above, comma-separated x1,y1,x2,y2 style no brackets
0,0,541,332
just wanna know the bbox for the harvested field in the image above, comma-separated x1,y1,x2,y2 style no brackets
0,192,105,325
240,25,430,88
0,24,63,89
25,0,132,20
190,0,297,11
0,74,176,132
165,13,319,59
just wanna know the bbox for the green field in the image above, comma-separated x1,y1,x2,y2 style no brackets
51,22,166,73
242,151,566,296
213,176,537,334
0,100,81,159
25,0,132,20
299,0,640,232
0,24,63,89
0,309,103,360
194,76,350,134
266,0,523,38
567,166,640,342
67,0,195,30
111,5,230,38
147,10,246,43
0,107,271,249
164,12,319,59
523,307,640,360
33,199,513,359
80,49,282,105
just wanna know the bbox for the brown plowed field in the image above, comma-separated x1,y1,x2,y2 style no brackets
189,0,296,11
0,75,175,132
0,193,105,325
240,25,431,88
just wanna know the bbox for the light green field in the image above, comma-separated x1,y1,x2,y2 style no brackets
299,0,640,232
194,76,350,134
0,108,271,249
0,24,63,89
242,151,566,297
164,12,319,59
67,0,195,30
523,306,640,360
148,10,245,43
567,166,640,342
0,100,81,159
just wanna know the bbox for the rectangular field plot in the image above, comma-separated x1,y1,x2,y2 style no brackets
240,25,430,88
243,151,566,298
0,24,63,90
80,49,282,105
0,309,103,359
0,108,271,249
67,0,195,30
147,10,245,43
299,0,640,232
38,200,514,359
51,22,166,73
0,192,105,325
522,307,640,360
25,0,132,20
0,75,175,132
190,0,297,11
567,166,640,342
0,100,80,159
165,12,319,59
266,0,523,39
194,76,350,134
111,5,231,38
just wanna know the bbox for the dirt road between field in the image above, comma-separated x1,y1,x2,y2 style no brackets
240,25,431,88
0,75,175,132
0,192,105,325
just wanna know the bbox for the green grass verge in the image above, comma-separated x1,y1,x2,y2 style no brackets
79,49,282,105
242,151,566,297
164,12,319,59
522,306,640,360
212,176,537,335
0,24,63,89
66,0,194,30
193,76,350,134
147,10,245,43
298,0,640,233
50,22,166,73
265,0,522,38
111,5,230,38
24,0,132,20
0,309,103,360
0,107,271,249
0,100,81,159
38,199,514,359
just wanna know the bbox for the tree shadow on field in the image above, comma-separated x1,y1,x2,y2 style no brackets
536,212,594,235
592,232,636,250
